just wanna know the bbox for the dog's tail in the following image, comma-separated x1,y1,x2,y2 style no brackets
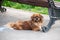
5,22,15,29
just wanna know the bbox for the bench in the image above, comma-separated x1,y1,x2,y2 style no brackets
9,0,49,7
0,0,49,12
0,0,60,32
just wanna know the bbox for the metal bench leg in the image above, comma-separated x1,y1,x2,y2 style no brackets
0,0,6,13
42,8,57,32
0,0,2,10
42,18,56,32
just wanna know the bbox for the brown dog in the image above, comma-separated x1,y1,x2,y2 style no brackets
6,13,43,31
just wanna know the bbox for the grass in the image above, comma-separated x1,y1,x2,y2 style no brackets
55,0,60,2
2,0,60,15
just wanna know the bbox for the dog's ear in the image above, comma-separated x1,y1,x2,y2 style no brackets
31,15,34,20
39,15,43,23
31,14,36,19
40,14,43,18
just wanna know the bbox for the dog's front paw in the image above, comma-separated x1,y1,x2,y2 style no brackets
32,27,40,31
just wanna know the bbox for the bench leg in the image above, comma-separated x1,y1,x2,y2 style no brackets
42,8,57,32
42,18,56,32
0,0,6,13
0,0,2,9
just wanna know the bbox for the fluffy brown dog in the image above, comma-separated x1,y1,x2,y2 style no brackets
6,14,43,31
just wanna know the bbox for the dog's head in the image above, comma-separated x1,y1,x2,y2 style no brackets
31,13,43,23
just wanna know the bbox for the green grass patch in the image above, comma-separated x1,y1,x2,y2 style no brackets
55,0,60,2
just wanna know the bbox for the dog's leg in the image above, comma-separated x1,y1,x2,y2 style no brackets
13,26,23,30
32,26,40,31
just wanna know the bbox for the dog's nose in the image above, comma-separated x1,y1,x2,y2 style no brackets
35,17,38,20
36,18,38,20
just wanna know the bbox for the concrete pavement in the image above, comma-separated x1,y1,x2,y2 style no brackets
0,7,60,40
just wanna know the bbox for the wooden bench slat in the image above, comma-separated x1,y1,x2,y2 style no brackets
10,0,49,8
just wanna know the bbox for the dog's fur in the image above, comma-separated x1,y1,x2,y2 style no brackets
6,14,43,31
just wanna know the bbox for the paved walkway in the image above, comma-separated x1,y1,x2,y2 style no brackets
0,7,60,40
